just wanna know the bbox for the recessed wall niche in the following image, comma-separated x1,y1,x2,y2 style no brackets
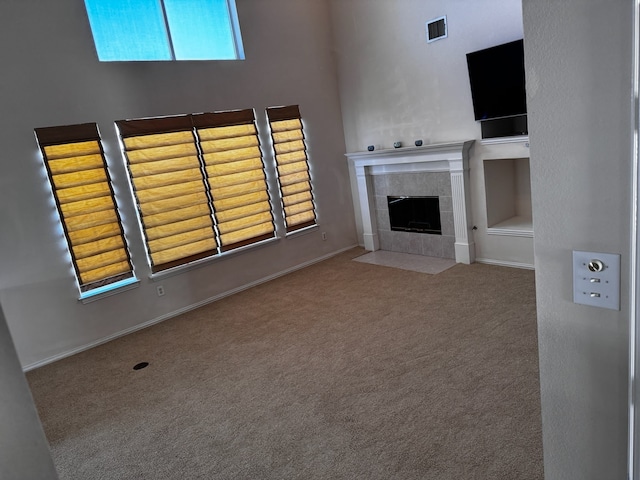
483,157,532,237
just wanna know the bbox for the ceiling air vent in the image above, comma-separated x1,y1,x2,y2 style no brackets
426,16,447,43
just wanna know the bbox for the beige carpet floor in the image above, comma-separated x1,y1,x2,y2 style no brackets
27,247,543,480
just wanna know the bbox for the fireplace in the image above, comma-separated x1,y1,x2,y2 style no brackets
372,172,452,257
346,141,475,264
388,196,441,235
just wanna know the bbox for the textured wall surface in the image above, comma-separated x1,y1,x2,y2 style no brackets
523,1,632,478
0,305,58,479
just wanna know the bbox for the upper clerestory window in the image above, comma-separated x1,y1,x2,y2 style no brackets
83,0,245,61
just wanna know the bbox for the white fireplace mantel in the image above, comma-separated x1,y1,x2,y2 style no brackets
346,140,476,264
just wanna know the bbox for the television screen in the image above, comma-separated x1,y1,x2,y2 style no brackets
466,39,527,122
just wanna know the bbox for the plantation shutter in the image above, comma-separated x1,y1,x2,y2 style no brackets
35,123,134,293
266,105,316,233
194,110,274,251
116,116,217,273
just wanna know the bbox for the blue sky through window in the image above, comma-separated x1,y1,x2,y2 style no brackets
84,0,243,61
164,0,237,60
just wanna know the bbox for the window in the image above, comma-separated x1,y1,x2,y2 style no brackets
84,0,245,61
266,105,316,233
35,123,135,297
193,111,275,251
116,109,274,273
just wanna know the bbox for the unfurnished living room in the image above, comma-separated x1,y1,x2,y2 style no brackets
0,1,634,480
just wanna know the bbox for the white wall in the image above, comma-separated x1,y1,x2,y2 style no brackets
330,0,533,267
0,0,357,368
0,305,58,479
523,1,632,478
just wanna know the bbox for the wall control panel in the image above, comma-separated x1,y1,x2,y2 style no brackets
572,251,620,310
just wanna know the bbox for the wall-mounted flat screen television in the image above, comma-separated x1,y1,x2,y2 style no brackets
466,39,527,122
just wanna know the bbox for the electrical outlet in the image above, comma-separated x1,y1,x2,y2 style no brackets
156,285,165,297
321,232,327,241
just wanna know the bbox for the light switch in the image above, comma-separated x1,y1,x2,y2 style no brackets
572,251,620,310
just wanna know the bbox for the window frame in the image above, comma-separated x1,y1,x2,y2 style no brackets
83,0,245,62
193,110,276,252
266,105,317,234
116,109,276,274
34,123,136,298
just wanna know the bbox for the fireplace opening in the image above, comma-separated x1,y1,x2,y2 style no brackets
388,196,441,234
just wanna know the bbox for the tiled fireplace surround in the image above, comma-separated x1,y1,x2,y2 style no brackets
346,141,475,264
372,171,455,258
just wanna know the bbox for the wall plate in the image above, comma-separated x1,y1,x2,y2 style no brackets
572,250,620,310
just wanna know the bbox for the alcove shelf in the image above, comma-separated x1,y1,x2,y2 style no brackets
483,157,533,238
487,215,533,237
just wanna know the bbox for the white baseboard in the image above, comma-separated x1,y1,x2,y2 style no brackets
475,257,535,270
23,245,359,372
